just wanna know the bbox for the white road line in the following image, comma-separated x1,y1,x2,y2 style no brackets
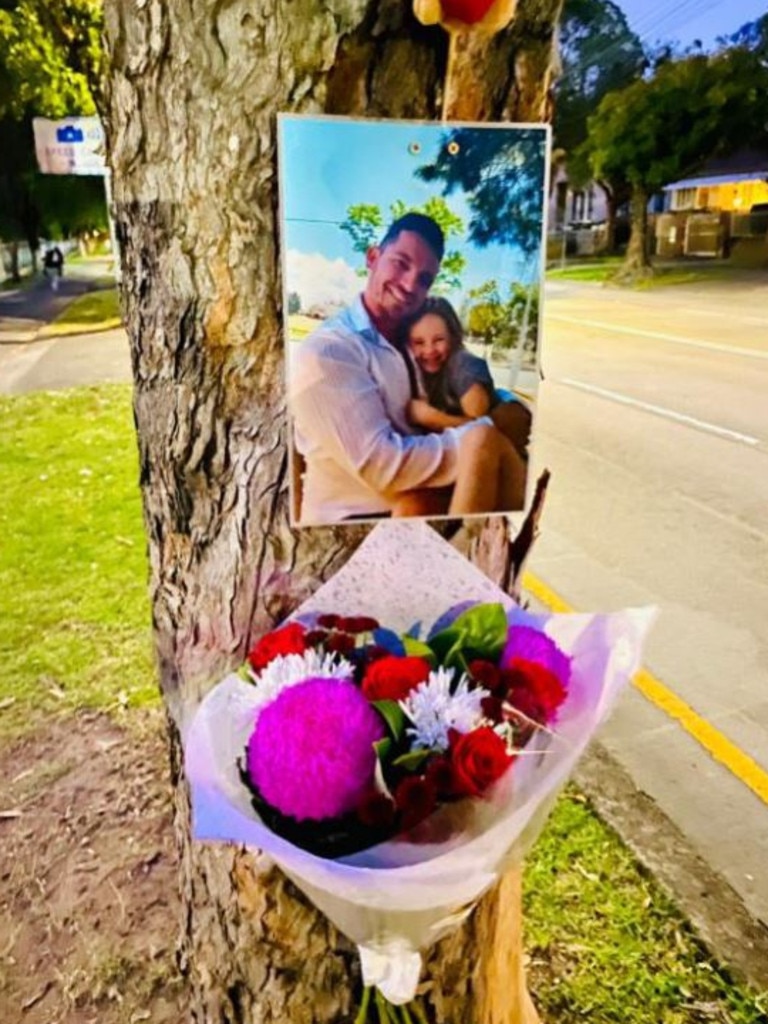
559,377,762,447
548,314,768,360
676,307,768,327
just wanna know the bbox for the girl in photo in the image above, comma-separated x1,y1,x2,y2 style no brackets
399,297,531,461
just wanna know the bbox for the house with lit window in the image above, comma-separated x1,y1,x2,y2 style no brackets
663,150,768,214
658,150,768,261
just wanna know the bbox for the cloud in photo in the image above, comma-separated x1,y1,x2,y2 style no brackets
286,250,360,315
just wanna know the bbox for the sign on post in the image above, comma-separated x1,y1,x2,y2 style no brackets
32,116,106,176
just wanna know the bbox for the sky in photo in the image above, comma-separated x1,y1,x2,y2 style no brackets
616,0,765,50
279,116,548,313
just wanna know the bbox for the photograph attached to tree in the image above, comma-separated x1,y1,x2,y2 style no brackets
279,114,550,528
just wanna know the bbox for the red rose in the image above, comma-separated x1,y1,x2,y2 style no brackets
468,659,502,694
362,656,431,702
356,790,396,829
247,622,306,673
317,613,341,629
394,776,437,830
448,727,513,797
504,659,567,724
339,616,380,634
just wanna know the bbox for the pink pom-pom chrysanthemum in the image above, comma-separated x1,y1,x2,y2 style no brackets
246,677,385,822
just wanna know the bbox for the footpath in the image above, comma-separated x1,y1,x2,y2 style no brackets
0,261,129,394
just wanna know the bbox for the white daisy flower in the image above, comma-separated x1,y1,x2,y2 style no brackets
400,667,490,750
249,648,354,713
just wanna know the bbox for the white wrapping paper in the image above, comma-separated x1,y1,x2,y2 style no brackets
184,521,655,1004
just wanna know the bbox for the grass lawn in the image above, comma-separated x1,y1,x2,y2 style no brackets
546,258,755,289
45,285,122,331
0,386,155,736
0,385,766,1022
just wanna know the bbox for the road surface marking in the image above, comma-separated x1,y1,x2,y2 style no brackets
523,572,768,808
676,306,768,327
548,313,768,360
559,377,761,447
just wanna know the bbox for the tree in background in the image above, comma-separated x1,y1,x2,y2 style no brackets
582,45,768,277
101,0,564,1018
0,0,102,276
464,279,540,364
718,13,768,58
553,0,644,250
340,195,467,292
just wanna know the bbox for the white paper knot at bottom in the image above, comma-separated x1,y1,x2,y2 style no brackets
359,941,423,1005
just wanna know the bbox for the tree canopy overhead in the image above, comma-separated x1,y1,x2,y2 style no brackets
0,0,101,120
554,0,645,156
417,127,547,259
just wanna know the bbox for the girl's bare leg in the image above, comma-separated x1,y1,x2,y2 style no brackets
392,487,452,517
448,424,501,514
491,400,532,461
495,438,527,512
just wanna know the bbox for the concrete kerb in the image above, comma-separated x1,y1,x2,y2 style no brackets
36,317,123,340
576,742,768,994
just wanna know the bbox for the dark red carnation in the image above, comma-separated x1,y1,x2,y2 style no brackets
325,632,356,655
425,756,455,798
247,622,306,673
356,790,396,829
340,616,380,634
480,695,504,723
304,629,328,647
394,776,437,830
448,727,513,797
317,613,341,629
468,659,502,694
505,659,567,724
362,656,431,702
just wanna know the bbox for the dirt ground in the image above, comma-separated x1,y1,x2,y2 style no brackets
0,710,187,1024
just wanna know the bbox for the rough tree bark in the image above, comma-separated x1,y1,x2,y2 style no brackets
101,0,562,1020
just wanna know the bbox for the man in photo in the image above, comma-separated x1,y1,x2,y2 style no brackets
290,213,526,526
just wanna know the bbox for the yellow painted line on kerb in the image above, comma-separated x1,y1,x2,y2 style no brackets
523,570,768,807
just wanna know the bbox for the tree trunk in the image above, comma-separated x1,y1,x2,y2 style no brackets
8,240,20,283
101,0,562,1020
619,182,653,279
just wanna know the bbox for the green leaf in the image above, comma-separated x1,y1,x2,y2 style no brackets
402,635,437,664
450,602,508,660
392,748,436,770
373,700,406,741
428,626,464,662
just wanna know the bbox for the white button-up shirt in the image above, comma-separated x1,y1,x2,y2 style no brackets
290,297,480,525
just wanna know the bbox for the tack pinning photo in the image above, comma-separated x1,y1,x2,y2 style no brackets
278,114,550,528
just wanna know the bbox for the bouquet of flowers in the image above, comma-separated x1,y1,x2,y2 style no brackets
185,522,654,1010
239,601,569,860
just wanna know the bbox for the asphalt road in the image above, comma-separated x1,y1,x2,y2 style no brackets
528,275,768,932
2,268,768,948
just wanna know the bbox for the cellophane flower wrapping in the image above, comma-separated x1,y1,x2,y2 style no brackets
184,521,655,1004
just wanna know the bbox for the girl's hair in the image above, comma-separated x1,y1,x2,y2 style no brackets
397,297,465,357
